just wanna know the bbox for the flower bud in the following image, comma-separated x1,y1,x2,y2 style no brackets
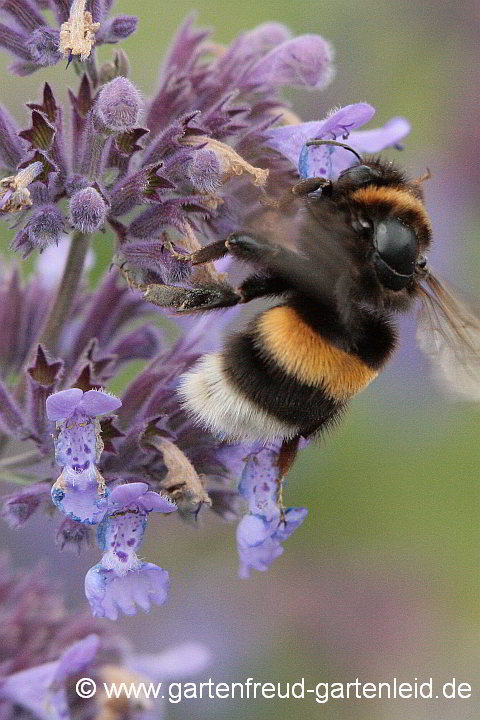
1,483,50,528
99,15,137,43
11,204,66,258
187,149,221,193
69,187,107,232
94,77,141,133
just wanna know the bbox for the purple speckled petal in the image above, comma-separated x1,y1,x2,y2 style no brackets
97,509,147,573
266,103,375,170
238,448,280,519
78,389,122,417
128,642,211,681
85,562,169,620
51,470,110,525
53,409,97,471
45,388,83,420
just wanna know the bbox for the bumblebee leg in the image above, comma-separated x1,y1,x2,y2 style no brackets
276,435,302,518
224,232,273,262
177,239,230,266
291,176,332,197
238,274,292,302
278,435,301,478
144,282,240,312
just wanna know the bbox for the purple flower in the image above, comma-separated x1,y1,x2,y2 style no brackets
236,449,308,578
85,562,170,620
85,482,176,619
1,634,99,720
47,388,121,523
46,390,178,619
267,104,411,180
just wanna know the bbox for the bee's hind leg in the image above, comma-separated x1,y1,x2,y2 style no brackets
276,435,302,519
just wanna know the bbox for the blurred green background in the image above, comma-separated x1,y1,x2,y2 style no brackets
1,0,480,718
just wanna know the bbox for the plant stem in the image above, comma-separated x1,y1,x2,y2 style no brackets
38,231,90,354
0,449,42,470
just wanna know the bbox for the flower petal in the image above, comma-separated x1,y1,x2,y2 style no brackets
51,471,109,525
272,507,308,541
266,103,375,169
46,388,83,420
78,389,122,417
51,634,99,686
108,482,149,510
129,642,211,681
301,116,412,180
85,563,169,620
238,448,280,519
347,116,411,152
139,491,177,514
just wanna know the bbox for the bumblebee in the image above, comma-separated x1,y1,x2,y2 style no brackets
156,141,480,456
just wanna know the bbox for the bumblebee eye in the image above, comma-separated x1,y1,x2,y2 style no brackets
373,219,417,291
338,164,381,185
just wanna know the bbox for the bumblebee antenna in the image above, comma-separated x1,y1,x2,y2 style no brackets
305,139,363,164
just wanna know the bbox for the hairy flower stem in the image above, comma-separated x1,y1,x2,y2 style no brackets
84,131,108,181
38,231,90,354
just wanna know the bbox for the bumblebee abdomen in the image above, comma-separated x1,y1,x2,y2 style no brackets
255,305,378,400
179,305,380,442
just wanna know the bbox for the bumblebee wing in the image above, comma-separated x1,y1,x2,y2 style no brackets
417,271,480,399
245,195,354,306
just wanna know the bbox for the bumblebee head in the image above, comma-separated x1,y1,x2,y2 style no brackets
372,218,417,291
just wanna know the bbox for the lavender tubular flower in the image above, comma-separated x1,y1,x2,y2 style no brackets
236,449,307,578
267,103,411,180
46,388,177,618
86,483,176,619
